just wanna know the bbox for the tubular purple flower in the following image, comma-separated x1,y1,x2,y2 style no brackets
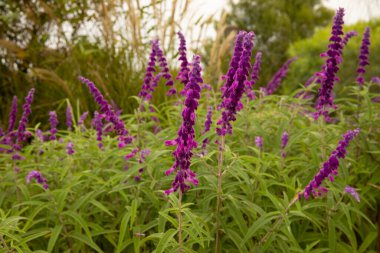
344,186,360,202
217,32,255,136
78,111,89,128
220,31,246,98
255,136,263,149
356,27,370,86
177,31,190,87
203,106,213,134
92,111,104,148
49,111,58,141
79,76,131,147
66,104,73,131
264,57,297,96
164,55,203,194
342,30,358,45
245,52,262,100
26,170,48,189
302,128,360,200
281,131,289,149
125,148,139,160
66,142,75,155
139,41,157,101
7,96,18,134
314,8,345,120
16,88,35,145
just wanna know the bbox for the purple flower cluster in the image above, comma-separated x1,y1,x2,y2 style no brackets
78,111,88,130
255,136,263,149
154,40,175,96
26,170,48,189
356,27,371,86
281,131,289,157
201,106,213,150
49,111,58,141
302,128,360,199
245,52,262,100
314,8,345,121
342,30,358,45
125,148,139,160
177,31,190,95
92,111,105,148
79,76,131,147
66,104,73,130
16,88,35,146
263,57,297,96
139,41,158,101
164,55,203,194
217,31,255,136
344,185,360,202
7,96,18,134
66,142,74,155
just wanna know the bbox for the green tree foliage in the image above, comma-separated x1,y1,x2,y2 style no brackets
285,20,380,95
0,0,187,126
226,0,333,85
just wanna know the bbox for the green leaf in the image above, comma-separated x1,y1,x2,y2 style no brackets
47,224,63,253
68,232,104,253
154,229,177,253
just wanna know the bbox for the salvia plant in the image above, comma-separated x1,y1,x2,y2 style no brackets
0,7,379,253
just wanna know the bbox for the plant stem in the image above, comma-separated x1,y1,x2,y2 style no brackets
259,194,299,245
178,191,183,252
215,135,225,253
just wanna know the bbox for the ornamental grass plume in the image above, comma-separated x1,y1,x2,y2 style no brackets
26,170,48,189
217,31,255,136
49,111,58,141
164,55,203,194
301,128,360,199
314,8,345,121
356,27,370,86
79,76,131,147
245,52,262,100
263,57,297,96
66,104,73,130
7,96,18,134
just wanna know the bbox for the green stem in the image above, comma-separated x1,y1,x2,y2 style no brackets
215,135,225,253
178,191,183,252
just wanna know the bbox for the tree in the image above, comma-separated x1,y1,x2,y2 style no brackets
227,0,333,85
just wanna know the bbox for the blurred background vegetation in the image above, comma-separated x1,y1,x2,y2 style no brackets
0,0,379,127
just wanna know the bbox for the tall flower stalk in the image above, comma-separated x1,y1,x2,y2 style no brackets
245,52,262,100
314,8,345,121
356,27,370,86
263,57,297,96
301,128,360,199
49,111,58,141
177,31,190,95
215,31,255,253
15,88,35,150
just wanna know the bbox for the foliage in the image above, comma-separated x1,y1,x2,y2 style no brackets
226,0,333,85
286,20,380,95
0,81,379,252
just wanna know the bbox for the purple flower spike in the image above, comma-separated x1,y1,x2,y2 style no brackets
203,106,213,134
16,88,35,146
255,136,263,149
66,142,75,155
245,52,262,100
26,170,48,189
342,30,358,45
217,32,255,136
92,111,104,148
66,104,73,131
12,153,25,160
49,111,58,141
302,128,360,200
314,8,345,121
372,77,380,85
356,27,370,86
164,55,203,195
139,41,157,101
264,57,297,96
177,31,190,89
344,186,360,202
154,40,174,90
79,76,131,147
78,111,89,130
125,148,139,160
7,96,18,134
281,131,289,157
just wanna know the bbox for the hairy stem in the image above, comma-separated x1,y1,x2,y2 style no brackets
215,135,225,253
